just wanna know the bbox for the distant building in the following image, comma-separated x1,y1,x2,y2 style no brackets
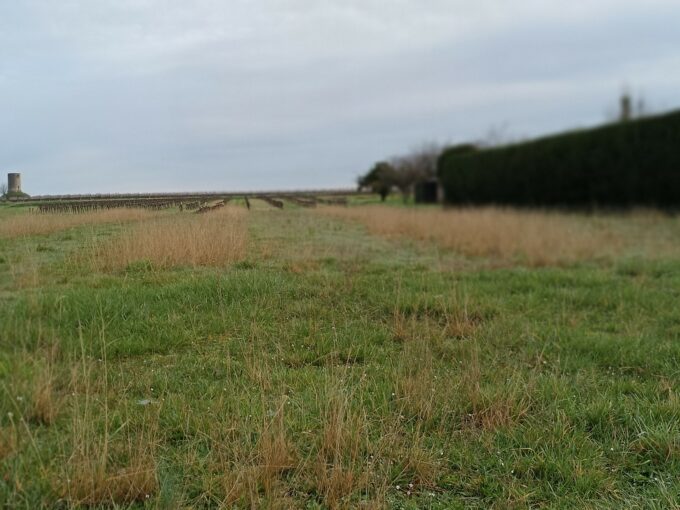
5,173,29,199
414,178,442,204
8,173,21,193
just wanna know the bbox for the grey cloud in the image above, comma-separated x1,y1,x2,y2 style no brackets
1,1,680,194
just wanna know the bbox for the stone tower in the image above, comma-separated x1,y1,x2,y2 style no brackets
7,173,21,193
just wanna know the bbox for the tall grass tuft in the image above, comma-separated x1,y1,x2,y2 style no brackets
89,206,248,270
312,386,370,507
55,331,160,506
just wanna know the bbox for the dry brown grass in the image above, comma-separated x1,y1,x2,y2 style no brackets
210,382,382,508
61,452,158,506
256,397,298,493
89,206,247,270
389,303,535,437
54,344,160,506
395,339,438,423
311,389,370,508
1,344,63,429
0,425,19,461
0,208,157,239
319,206,634,265
28,367,61,426
215,397,297,507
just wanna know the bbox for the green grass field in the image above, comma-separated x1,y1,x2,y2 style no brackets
1,200,679,508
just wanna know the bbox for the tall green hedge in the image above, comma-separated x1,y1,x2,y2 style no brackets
438,110,680,208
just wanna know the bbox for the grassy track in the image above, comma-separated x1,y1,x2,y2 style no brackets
1,202,679,508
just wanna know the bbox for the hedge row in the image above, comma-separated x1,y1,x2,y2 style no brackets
438,110,680,207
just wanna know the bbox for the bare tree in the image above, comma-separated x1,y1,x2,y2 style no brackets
388,156,417,202
409,142,442,179
389,143,443,202
360,143,444,203
0,182,7,199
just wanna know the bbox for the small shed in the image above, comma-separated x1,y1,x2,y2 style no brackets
414,179,441,204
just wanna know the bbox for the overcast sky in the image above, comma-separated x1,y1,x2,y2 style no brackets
2,1,680,195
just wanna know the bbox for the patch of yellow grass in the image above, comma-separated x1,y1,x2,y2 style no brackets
319,206,629,265
0,425,18,462
60,451,158,506
28,367,61,426
312,388,370,507
90,206,247,270
57,383,159,505
50,335,160,506
0,208,156,239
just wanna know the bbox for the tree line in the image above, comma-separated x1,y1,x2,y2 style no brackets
358,92,666,206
